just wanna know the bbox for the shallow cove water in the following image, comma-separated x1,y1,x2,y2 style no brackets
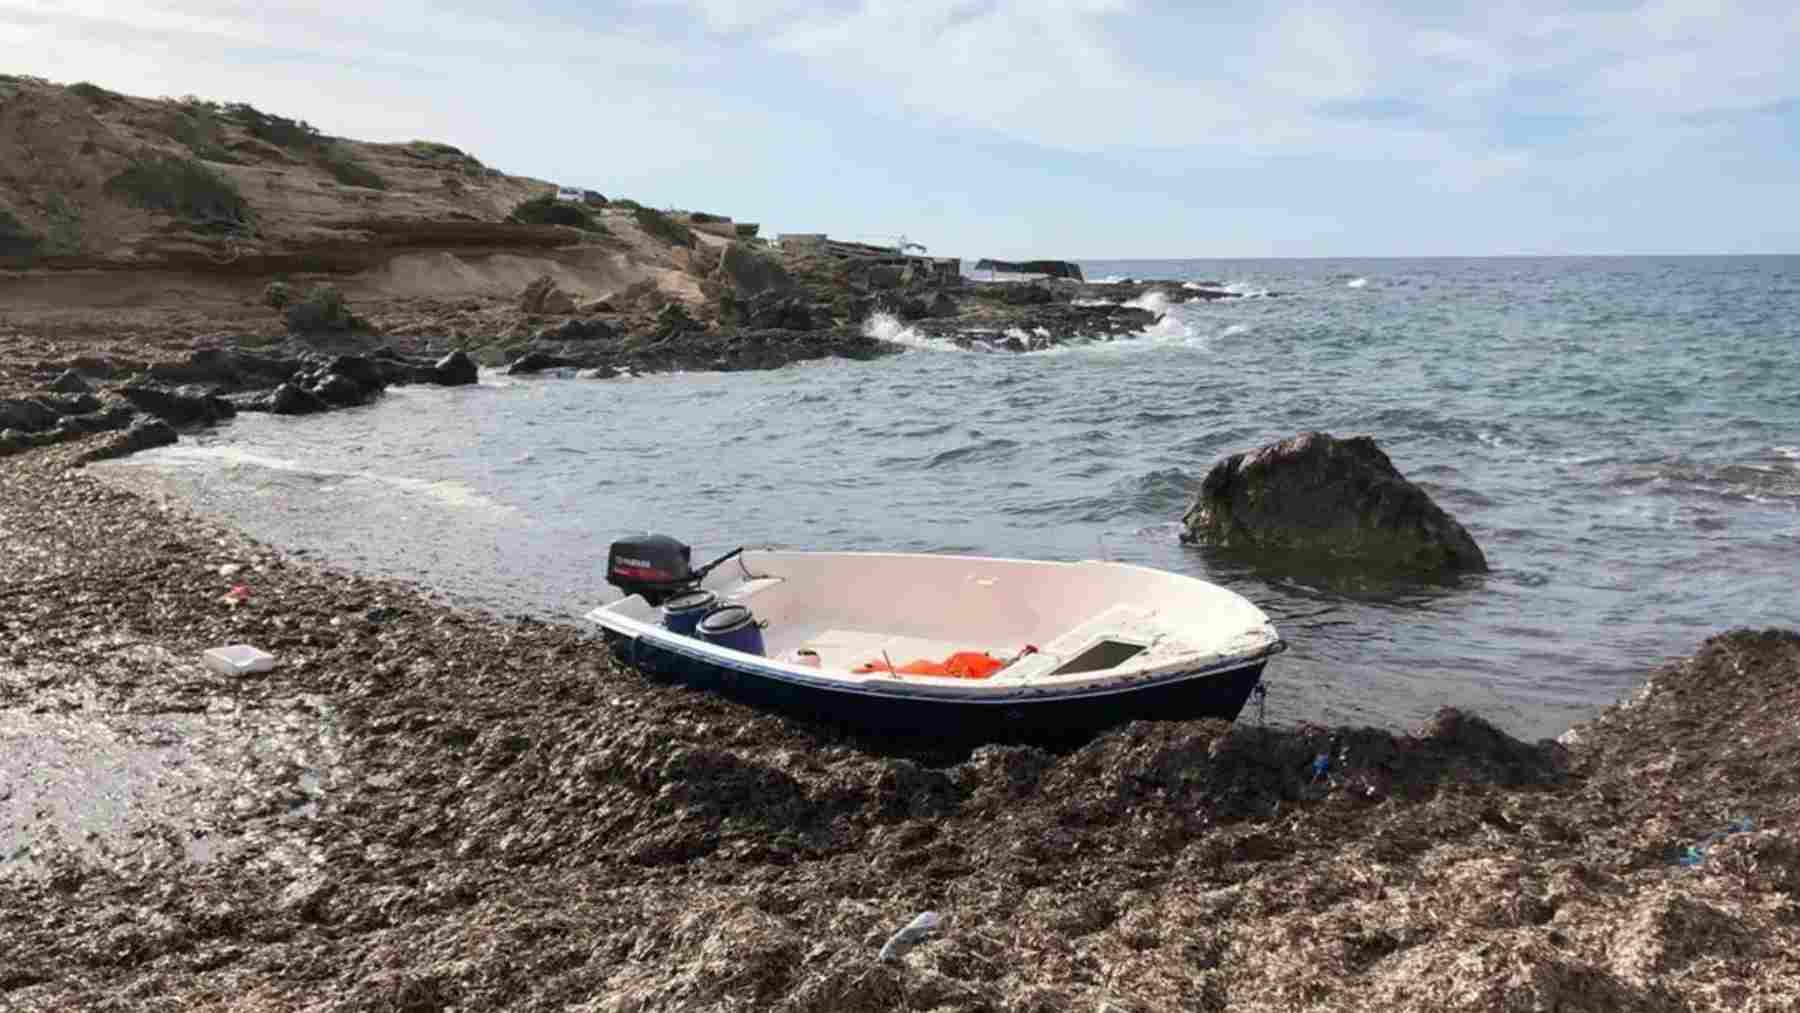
99,256,1800,741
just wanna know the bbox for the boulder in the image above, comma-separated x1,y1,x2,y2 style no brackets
147,348,242,385
270,382,330,415
311,372,371,406
1180,432,1488,572
713,242,793,297
324,354,387,392
506,350,580,376
534,317,617,342
0,398,60,432
34,393,102,416
927,291,959,318
48,369,91,394
434,350,479,386
518,275,576,315
1000,284,1057,306
55,405,137,435
75,417,178,464
118,386,232,426
737,292,814,331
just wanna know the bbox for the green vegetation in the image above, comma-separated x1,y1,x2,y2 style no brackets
735,223,761,239
223,102,323,149
162,105,242,164
105,154,251,228
406,140,467,159
0,208,41,257
284,284,355,333
510,193,598,230
610,198,644,211
688,211,724,224
44,194,81,255
633,207,695,248
67,81,121,105
319,145,387,190
262,280,292,309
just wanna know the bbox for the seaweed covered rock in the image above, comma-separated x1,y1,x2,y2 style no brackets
1182,431,1488,572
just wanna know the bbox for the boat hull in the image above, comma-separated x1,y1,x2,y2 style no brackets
603,630,1268,742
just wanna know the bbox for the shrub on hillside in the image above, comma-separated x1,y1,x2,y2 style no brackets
634,207,694,248
0,209,42,257
510,193,595,230
104,154,251,227
224,102,323,149
283,284,355,333
162,106,241,164
689,211,724,224
320,146,387,190
262,280,293,309
67,81,121,105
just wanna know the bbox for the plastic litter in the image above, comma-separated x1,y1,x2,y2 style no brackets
878,911,941,962
203,644,276,677
221,584,251,606
1675,817,1756,867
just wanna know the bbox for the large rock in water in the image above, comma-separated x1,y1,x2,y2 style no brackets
1180,432,1488,572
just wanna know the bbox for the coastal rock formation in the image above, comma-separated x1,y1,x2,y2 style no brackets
269,382,330,415
48,369,90,394
433,350,479,386
71,416,177,463
533,317,617,342
1182,431,1488,572
118,385,235,426
713,241,793,297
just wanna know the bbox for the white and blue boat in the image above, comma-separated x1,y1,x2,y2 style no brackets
587,535,1285,741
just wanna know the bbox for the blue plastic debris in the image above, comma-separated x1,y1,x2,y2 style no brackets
1675,817,1756,868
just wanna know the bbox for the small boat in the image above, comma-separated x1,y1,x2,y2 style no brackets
586,535,1285,741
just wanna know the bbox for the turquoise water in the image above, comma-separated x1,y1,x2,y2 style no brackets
102,256,1800,739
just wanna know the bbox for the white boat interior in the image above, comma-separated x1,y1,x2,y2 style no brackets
589,550,1282,697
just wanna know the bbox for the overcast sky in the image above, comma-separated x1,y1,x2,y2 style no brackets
5,1,1797,258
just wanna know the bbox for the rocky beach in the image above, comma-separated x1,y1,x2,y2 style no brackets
4,75,1799,1011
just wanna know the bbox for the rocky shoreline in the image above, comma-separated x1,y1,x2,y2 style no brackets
3,434,1797,1009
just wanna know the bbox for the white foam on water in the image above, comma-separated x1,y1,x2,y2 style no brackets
1223,280,1271,298
109,443,515,516
862,311,967,353
1092,274,1128,284
1071,298,1117,307
1123,290,1173,314
1347,277,1370,289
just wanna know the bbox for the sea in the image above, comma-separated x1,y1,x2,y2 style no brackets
96,256,1800,741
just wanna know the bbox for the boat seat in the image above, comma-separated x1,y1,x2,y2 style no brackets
994,604,1162,682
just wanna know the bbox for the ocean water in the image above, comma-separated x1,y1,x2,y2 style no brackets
98,256,1800,740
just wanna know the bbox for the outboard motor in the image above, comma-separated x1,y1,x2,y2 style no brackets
606,534,694,605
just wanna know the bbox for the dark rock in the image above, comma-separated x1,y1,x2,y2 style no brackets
518,275,576,315
434,351,479,386
1180,431,1488,572
876,294,931,321
48,369,91,394
650,303,704,341
75,417,178,464
733,292,815,331
270,382,330,415
534,317,617,342
324,355,386,392
277,874,334,923
312,372,371,406
34,393,102,416
714,242,793,297
576,366,619,380
927,292,959,318
285,285,356,334
506,350,580,376
55,405,136,435
148,348,242,385
117,386,230,426
1001,284,1058,306
232,351,305,382
0,398,60,433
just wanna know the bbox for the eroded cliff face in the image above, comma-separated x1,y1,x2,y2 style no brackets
0,76,704,317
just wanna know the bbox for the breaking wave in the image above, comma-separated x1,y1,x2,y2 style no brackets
862,312,966,353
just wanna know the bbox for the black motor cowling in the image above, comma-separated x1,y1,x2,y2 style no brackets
607,534,694,605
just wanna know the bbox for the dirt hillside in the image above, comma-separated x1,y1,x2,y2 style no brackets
0,74,702,319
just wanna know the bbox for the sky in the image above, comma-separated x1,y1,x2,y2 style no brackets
3,0,1798,258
